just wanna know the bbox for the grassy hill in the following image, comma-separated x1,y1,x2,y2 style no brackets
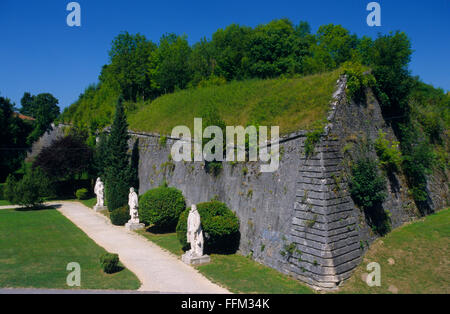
127,70,340,135
61,70,341,136
338,208,450,294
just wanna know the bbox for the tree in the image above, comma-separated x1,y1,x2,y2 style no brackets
101,32,157,101
32,135,93,180
19,92,35,117
315,24,356,67
25,93,60,144
151,33,192,94
368,31,413,118
247,19,307,78
210,24,253,80
188,38,216,86
0,97,33,181
105,96,131,211
4,168,51,208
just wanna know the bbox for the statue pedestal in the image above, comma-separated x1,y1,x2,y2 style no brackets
181,253,211,265
94,205,107,213
125,221,145,231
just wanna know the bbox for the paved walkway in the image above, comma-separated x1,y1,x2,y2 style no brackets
5,201,228,294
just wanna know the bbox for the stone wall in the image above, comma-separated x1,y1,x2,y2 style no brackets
128,76,448,290
26,123,70,161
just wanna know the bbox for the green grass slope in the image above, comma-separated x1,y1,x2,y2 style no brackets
128,70,340,135
0,208,141,290
339,208,450,294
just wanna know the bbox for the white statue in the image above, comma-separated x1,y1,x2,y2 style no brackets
94,177,105,209
125,187,144,230
128,187,139,223
186,204,204,257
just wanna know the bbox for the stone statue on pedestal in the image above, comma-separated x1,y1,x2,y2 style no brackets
125,187,144,231
182,205,210,265
93,177,106,212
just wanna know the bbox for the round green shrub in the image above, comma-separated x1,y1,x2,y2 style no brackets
139,186,186,231
100,253,119,274
75,188,89,200
176,200,240,254
110,206,130,226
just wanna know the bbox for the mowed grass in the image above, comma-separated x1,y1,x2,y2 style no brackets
138,230,313,294
128,70,340,135
78,197,97,209
339,208,450,294
0,208,141,290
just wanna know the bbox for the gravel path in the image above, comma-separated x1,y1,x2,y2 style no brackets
41,201,229,294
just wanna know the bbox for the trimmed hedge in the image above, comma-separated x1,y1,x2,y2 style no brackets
100,253,119,274
176,200,240,254
139,186,186,231
110,206,131,226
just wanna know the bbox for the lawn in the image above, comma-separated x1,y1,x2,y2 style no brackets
137,230,313,294
338,208,450,294
0,208,141,290
78,197,97,209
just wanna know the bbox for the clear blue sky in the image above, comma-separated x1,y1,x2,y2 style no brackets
0,0,449,110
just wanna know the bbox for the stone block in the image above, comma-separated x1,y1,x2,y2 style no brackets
181,254,211,265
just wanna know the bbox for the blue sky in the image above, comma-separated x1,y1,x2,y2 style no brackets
0,0,449,110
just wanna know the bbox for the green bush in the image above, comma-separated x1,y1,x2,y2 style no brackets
304,129,322,157
110,206,131,226
349,158,390,235
75,188,89,200
374,131,402,172
4,168,51,208
139,186,186,231
100,253,119,274
176,200,240,254
342,61,376,101
349,158,387,210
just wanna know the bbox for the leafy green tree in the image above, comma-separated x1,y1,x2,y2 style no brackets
316,24,357,66
19,92,35,117
101,32,157,101
210,24,253,80
26,93,60,144
247,19,307,78
188,38,217,86
368,31,413,118
151,33,192,94
105,96,131,211
0,97,33,181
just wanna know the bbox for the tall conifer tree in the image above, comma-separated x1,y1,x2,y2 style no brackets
105,96,130,211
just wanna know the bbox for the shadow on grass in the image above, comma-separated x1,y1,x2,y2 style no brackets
145,225,174,234
14,204,62,212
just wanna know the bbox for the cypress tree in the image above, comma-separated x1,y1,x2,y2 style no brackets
105,96,130,211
